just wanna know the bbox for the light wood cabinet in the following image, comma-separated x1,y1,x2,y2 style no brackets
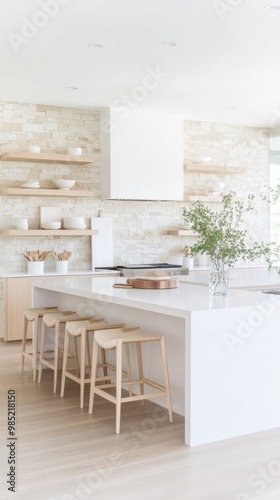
4,276,46,341
3,273,115,341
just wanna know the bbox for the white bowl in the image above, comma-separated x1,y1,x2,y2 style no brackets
189,156,212,164
41,221,61,230
52,179,76,190
67,147,82,156
20,182,40,189
27,146,40,153
63,216,85,223
64,224,87,230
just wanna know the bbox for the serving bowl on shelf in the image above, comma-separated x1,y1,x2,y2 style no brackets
20,182,40,189
41,221,61,230
188,156,212,164
63,224,87,230
52,179,76,190
63,216,86,229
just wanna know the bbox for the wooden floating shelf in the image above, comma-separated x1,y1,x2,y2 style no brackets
0,151,94,165
0,188,94,197
167,230,196,236
0,229,98,236
185,164,245,174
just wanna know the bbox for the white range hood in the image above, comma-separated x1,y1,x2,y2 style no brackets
100,108,184,201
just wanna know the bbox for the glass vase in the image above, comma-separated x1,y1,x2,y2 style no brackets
209,259,229,296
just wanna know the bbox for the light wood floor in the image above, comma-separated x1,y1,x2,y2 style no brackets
1,341,280,500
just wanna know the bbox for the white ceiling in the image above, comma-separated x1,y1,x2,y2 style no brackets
1,0,280,128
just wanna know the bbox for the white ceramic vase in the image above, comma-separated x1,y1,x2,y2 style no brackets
55,260,68,273
27,261,44,274
183,256,194,269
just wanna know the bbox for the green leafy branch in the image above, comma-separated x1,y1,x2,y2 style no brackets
182,192,273,268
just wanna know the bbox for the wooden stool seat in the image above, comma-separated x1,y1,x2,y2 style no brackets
21,306,59,382
61,319,126,409
38,311,94,394
89,327,173,434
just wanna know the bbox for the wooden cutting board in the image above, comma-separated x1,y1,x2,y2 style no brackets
126,278,179,289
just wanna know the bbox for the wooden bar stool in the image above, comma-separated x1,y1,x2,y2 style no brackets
60,319,127,409
38,311,94,394
21,306,59,382
88,327,173,434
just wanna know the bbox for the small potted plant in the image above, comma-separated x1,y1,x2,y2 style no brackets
22,250,55,274
182,192,272,295
54,250,72,273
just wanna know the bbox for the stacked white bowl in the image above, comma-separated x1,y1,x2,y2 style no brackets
63,217,86,229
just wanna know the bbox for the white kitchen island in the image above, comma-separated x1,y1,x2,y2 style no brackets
32,269,280,446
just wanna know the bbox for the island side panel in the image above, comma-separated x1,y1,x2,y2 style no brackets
190,299,280,446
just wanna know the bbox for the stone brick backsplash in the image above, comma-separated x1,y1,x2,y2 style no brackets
0,101,270,274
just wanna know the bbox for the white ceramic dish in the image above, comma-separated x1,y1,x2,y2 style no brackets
41,222,61,230
27,146,40,153
63,216,85,222
20,183,40,189
189,156,212,164
67,147,82,155
52,179,76,190
63,225,87,230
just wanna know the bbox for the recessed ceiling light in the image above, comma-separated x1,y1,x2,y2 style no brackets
162,41,177,47
227,106,237,110
66,86,78,90
88,42,103,48
264,5,280,11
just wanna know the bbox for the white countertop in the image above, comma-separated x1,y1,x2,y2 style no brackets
32,268,280,317
0,270,120,278
180,267,280,289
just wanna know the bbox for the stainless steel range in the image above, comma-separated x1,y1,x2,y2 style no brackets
97,263,189,277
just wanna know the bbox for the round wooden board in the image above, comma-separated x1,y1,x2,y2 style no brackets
126,278,179,289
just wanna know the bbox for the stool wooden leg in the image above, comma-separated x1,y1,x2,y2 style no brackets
89,338,99,414
21,316,28,373
32,315,39,382
60,330,69,398
160,337,173,423
86,332,91,374
136,342,145,406
124,344,132,397
38,320,47,384
73,336,79,368
80,330,86,409
100,348,108,380
116,341,123,434
53,321,60,394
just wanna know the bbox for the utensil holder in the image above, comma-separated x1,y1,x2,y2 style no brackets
27,261,44,274
55,261,68,273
